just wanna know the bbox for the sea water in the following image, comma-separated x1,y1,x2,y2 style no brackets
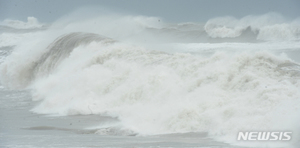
0,12,300,148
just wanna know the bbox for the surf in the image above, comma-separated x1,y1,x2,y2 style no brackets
1,12,300,147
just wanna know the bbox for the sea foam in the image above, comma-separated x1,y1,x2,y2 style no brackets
0,13,299,147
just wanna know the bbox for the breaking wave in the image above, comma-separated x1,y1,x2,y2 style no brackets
205,13,300,41
33,32,115,78
1,12,300,147
1,31,300,137
1,17,45,29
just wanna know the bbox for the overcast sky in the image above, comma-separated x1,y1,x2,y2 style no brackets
1,0,300,23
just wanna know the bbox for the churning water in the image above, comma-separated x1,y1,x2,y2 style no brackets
1,12,300,148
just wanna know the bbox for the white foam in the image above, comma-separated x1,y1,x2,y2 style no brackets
3,40,298,138
0,12,299,148
257,23,300,41
0,33,36,48
205,13,300,41
2,17,44,29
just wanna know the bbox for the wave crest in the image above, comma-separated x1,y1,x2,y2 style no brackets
204,13,300,41
0,32,114,88
34,32,115,78
2,17,45,29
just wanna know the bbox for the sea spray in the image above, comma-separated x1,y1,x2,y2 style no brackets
0,13,300,148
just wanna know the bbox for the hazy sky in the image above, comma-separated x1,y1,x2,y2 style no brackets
1,0,300,23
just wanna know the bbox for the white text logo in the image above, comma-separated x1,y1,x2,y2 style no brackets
237,132,292,141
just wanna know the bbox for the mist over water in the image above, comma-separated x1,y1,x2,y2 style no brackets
1,9,300,148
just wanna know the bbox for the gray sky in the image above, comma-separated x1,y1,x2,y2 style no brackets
1,0,300,23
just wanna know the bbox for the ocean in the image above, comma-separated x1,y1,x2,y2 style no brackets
0,13,300,148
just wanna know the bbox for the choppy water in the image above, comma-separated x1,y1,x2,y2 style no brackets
0,13,300,148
